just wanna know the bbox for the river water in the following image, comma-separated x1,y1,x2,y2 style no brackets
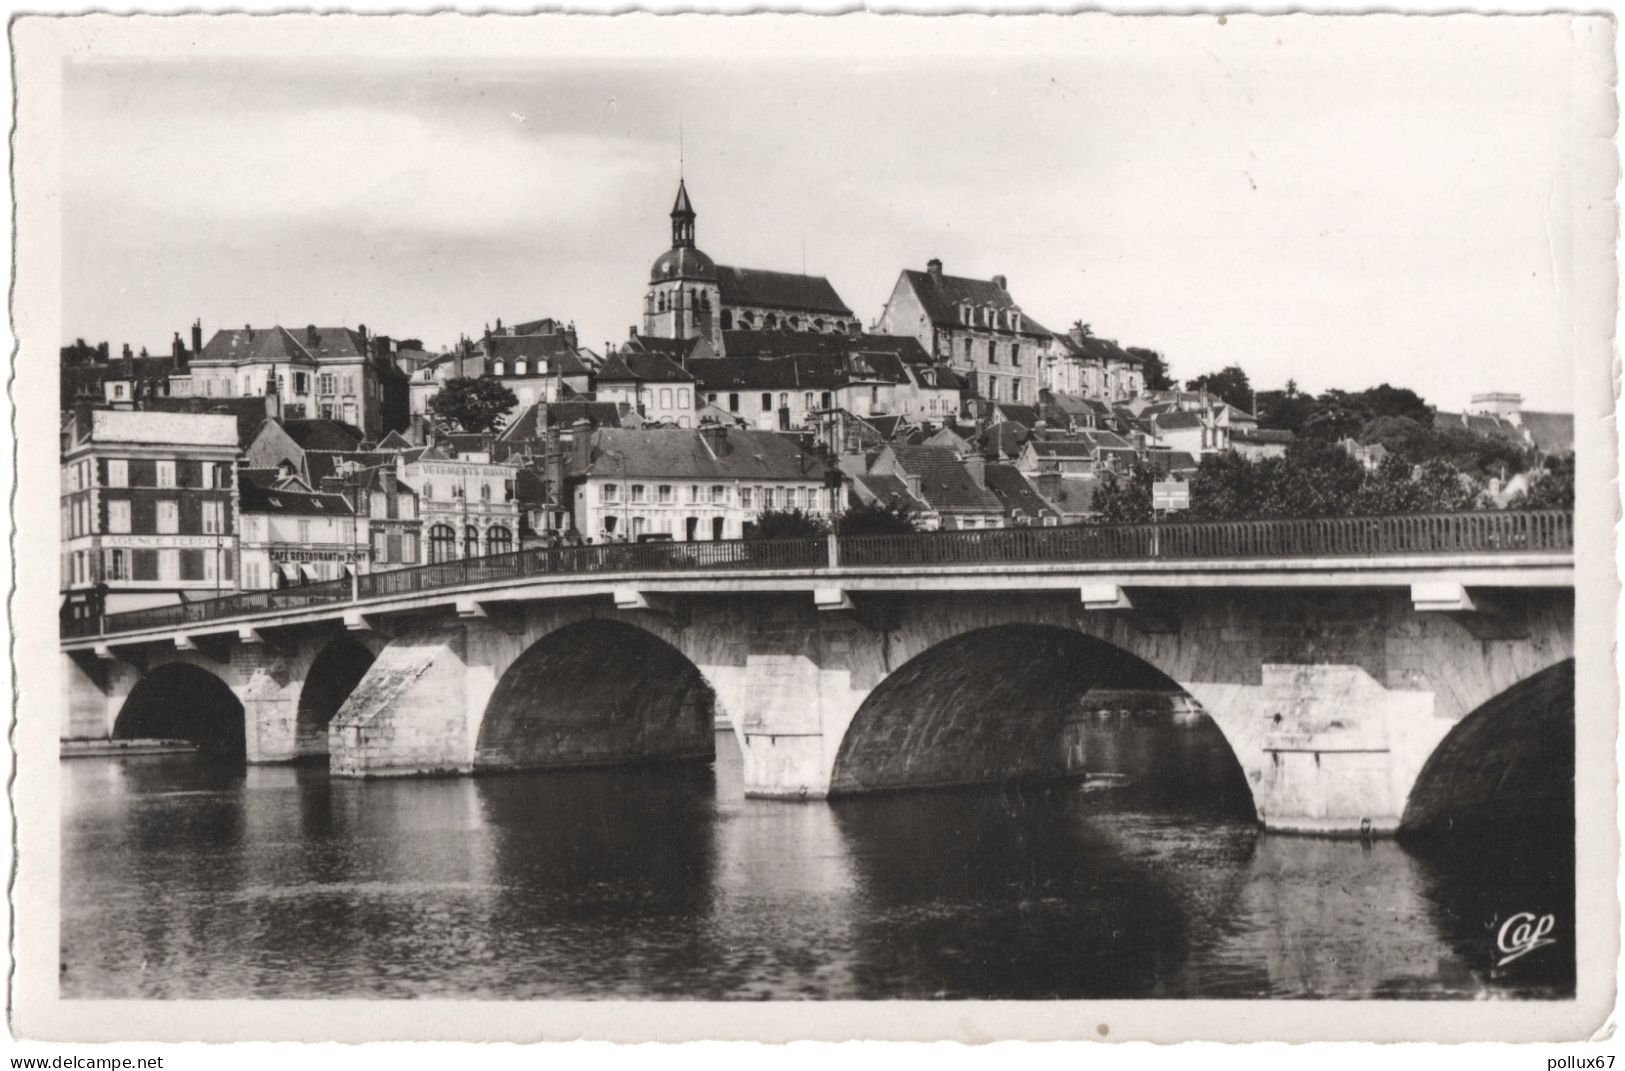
61,725,1573,1000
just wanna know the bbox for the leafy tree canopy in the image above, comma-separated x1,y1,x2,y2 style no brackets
749,508,828,540
1089,463,1158,525
1255,389,1316,434
1184,365,1253,412
1513,453,1574,510
1127,348,1176,392
427,376,520,434
834,502,921,537
1090,440,1492,524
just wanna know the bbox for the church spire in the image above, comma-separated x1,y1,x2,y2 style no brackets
670,179,696,250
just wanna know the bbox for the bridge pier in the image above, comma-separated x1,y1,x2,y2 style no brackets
329,624,478,777
238,644,303,764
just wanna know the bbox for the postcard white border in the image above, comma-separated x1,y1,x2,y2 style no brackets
10,12,1619,1042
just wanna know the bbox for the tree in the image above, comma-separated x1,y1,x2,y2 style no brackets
427,376,520,434
1514,453,1575,510
1128,347,1175,392
749,508,828,540
1090,462,1157,524
1296,390,1371,443
1358,415,1436,460
1359,383,1433,425
1185,365,1253,413
1254,389,1316,434
835,502,920,536
1351,454,1483,514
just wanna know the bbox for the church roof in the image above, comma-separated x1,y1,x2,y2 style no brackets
650,245,719,284
672,179,694,217
715,266,853,317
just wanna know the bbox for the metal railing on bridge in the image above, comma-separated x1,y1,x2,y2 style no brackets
73,509,1572,640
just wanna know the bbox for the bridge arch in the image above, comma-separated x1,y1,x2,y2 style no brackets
1400,657,1574,839
112,661,246,760
295,634,383,759
827,623,1254,816
476,617,718,771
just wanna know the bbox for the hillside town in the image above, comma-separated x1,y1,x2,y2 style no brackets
60,179,1575,626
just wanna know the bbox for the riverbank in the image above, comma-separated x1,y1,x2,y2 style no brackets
61,737,196,758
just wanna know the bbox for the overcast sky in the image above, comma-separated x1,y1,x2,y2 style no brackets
61,18,1593,411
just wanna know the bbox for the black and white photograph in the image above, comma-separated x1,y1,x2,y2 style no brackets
9,10,1617,1046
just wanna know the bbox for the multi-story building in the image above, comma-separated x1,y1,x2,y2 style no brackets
1043,323,1146,401
60,408,240,626
308,462,425,573
237,479,364,590
692,354,896,432
874,259,1053,405
399,450,522,562
1436,391,1575,460
568,425,837,542
408,321,597,427
861,444,1004,530
189,323,408,437
593,349,697,426
717,331,964,423
642,180,859,354
358,466,423,570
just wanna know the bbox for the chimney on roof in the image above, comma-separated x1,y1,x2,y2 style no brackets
964,453,986,488
992,275,1008,291
191,320,203,360
96,341,109,361
307,325,319,347
121,343,132,361
569,422,594,476
926,258,943,283
700,422,729,458
359,324,368,343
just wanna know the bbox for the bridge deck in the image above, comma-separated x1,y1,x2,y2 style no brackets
62,510,1574,649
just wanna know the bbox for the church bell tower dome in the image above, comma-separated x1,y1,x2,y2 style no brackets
650,179,718,284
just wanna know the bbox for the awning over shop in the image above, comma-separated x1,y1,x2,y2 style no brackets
277,562,301,581
299,564,321,582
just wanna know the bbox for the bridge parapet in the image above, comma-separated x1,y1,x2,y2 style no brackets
64,510,1574,643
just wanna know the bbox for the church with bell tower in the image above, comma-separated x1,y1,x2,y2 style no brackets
642,179,858,356
644,180,721,343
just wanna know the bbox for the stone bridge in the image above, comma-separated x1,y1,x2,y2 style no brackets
62,512,1576,836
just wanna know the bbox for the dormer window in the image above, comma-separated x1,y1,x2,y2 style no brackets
515,360,527,376
493,360,505,376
